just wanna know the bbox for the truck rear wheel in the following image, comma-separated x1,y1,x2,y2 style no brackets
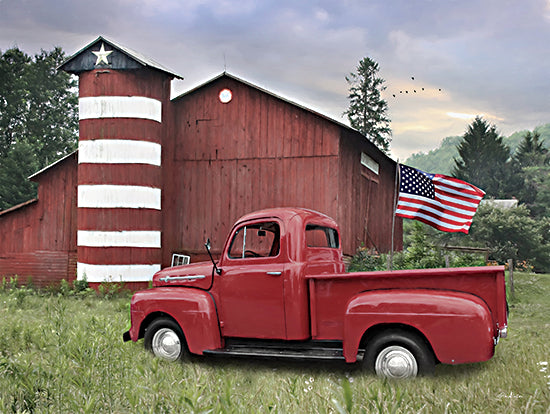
364,330,435,379
144,318,187,362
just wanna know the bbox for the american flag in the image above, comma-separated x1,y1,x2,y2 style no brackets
395,164,485,233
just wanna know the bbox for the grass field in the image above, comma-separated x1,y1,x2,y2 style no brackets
0,273,549,413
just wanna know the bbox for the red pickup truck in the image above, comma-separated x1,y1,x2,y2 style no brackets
123,208,508,378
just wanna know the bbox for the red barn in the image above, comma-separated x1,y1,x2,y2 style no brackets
0,36,402,289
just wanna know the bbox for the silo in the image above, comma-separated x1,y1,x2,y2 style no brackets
60,37,181,286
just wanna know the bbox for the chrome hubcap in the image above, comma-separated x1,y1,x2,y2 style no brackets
151,328,181,361
375,346,418,379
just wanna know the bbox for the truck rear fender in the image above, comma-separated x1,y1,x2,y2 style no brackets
343,289,495,364
131,287,222,355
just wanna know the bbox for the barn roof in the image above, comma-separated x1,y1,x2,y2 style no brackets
173,72,394,164
59,36,183,79
28,151,77,181
0,198,38,218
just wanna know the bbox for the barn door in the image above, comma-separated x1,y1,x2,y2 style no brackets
360,172,379,251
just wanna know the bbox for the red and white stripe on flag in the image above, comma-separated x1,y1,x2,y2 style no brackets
395,164,485,233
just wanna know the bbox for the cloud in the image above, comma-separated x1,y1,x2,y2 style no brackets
1,0,549,160
447,112,479,120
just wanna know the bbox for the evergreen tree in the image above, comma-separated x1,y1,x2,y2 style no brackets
0,47,31,159
520,165,550,219
0,46,78,210
452,117,520,198
513,130,550,218
344,57,391,154
0,140,39,209
514,130,548,168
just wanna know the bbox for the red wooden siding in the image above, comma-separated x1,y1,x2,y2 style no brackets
0,154,78,287
0,251,77,287
79,118,163,143
79,70,169,101
337,131,403,254
77,209,161,231
78,164,162,187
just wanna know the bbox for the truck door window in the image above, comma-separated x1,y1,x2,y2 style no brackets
306,224,339,248
228,222,280,259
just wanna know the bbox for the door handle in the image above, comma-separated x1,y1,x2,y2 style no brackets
266,271,282,276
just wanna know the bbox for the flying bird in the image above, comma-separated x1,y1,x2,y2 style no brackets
389,77,444,100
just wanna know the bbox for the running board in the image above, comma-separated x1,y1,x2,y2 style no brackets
203,344,346,361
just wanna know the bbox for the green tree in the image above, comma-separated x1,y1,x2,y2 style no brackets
514,130,548,168
0,47,78,210
470,204,550,272
0,47,30,159
0,140,39,208
344,57,391,154
452,117,520,198
517,165,550,219
513,130,550,218
404,221,444,269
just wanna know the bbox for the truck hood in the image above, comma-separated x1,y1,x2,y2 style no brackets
152,261,213,289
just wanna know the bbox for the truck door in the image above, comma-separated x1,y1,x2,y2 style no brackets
217,220,286,339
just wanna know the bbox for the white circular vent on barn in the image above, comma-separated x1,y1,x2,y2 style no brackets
219,88,232,103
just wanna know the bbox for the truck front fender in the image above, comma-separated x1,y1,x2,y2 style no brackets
129,287,221,355
343,289,495,364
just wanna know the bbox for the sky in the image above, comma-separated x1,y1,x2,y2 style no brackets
1,0,549,161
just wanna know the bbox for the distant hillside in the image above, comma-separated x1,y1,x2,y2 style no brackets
405,123,550,175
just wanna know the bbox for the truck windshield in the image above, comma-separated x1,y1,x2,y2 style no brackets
305,224,339,248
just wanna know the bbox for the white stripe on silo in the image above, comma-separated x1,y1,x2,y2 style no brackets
77,230,161,248
79,96,162,123
78,185,161,210
77,262,161,282
78,140,162,166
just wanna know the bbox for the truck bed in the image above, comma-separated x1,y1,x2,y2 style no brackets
306,266,507,340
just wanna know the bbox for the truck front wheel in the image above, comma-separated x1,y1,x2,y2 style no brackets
144,318,187,362
364,330,435,379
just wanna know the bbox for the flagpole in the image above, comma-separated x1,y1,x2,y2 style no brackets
390,160,400,270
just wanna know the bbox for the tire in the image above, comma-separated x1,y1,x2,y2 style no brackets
363,329,435,379
144,317,187,362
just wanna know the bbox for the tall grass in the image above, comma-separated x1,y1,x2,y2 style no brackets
0,273,549,413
